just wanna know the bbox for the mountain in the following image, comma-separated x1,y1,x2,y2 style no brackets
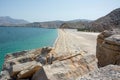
1,8,119,30
0,16,29,26
60,8,120,32
89,8,120,32
67,19,92,23
25,19,91,28
25,20,64,28
0,16,91,28
60,20,90,29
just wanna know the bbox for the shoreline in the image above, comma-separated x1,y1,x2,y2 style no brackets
53,29,59,47
1,28,99,60
0,28,58,71
0,29,100,80
6,28,59,54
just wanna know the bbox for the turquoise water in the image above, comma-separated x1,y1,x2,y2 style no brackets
0,27,58,70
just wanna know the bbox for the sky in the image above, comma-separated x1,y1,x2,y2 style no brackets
0,0,120,22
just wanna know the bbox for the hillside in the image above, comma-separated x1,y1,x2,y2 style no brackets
0,16,91,28
25,21,64,28
60,20,90,29
60,8,120,32
25,19,91,28
89,8,120,32
0,16,29,26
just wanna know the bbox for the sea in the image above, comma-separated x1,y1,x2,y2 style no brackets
0,27,58,71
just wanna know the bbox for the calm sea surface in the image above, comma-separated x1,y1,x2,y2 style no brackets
0,27,58,70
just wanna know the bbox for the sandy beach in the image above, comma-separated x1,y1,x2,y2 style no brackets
53,29,99,57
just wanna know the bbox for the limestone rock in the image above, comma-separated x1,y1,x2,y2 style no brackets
10,61,42,79
1,44,98,80
78,65,120,80
2,61,15,71
32,67,48,80
0,70,11,80
105,35,120,45
17,63,42,79
43,54,97,80
96,29,120,67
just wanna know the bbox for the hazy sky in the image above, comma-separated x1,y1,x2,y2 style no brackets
0,0,120,22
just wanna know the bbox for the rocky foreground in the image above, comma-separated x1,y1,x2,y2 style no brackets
0,29,120,80
78,65,120,80
97,29,120,67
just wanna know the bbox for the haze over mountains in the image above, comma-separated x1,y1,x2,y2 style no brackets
0,16,29,26
0,8,120,32
0,16,90,28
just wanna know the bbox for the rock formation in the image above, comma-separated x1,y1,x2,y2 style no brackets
78,65,120,80
0,47,52,80
96,29,120,67
0,46,97,80
43,54,97,80
11,61,42,79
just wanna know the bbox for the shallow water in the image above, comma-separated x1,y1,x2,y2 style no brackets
0,27,58,70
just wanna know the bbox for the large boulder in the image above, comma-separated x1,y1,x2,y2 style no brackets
96,29,120,67
17,63,42,79
10,61,42,79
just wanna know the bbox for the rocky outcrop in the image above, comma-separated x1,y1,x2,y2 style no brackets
96,29,120,67
78,65,120,80
43,54,97,80
0,46,98,80
11,61,42,79
0,47,52,80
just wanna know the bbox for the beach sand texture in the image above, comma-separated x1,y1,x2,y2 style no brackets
53,29,99,57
